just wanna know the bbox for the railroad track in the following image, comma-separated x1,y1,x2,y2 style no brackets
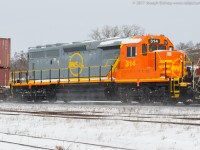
1,108,200,149
0,108,200,126
0,140,54,150
2,100,200,109
0,131,133,150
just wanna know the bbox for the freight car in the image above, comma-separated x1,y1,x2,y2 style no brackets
0,38,11,101
10,35,197,104
193,59,200,100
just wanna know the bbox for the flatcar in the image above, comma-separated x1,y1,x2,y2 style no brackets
10,35,198,104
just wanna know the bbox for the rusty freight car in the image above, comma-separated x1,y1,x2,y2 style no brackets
0,37,11,100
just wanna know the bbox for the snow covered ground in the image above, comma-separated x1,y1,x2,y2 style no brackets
0,101,200,150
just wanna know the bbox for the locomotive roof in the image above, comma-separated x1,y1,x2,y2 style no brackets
28,35,169,52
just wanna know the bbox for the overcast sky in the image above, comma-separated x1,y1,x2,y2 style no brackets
0,0,200,56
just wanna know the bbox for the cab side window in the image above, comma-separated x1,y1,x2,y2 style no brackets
142,44,147,56
169,46,173,51
127,47,136,57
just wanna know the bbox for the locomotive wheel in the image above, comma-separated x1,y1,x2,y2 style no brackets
170,100,178,105
120,94,131,103
138,87,151,104
34,97,42,103
2,94,9,102
183,99,193,105
104,88,115,100
47,87,57,103
162,97,178,105
49,96,57,103
15,93,24,102
64,99,71,103
163,100,178,106
119,88,132,104
183,101,191,105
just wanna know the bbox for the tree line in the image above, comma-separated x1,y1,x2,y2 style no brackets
89,25,144,40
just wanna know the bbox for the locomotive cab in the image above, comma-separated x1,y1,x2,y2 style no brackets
114,35,188,102
116,35,184,81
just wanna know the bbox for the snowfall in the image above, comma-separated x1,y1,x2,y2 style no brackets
0,101,200,150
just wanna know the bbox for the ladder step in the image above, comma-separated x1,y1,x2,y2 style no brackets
172,94,180,98
170,78,181,98
170,91,180,93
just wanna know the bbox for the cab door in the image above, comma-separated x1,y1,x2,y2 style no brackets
119,44,138,79
120,44,137,68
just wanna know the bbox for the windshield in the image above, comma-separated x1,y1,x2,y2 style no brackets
149,45,166,51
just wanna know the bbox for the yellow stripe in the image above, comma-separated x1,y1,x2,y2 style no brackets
115,78,169,83
161,70,171,74
159,60,173,63
12,77,171,87
111,57,120,73
159,65,171,69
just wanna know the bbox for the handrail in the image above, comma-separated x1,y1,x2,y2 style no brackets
186,55,193,65
11,65,115,85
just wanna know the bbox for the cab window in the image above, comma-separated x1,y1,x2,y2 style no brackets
158,45,166,50
149,45,157,51
169,46,173,51
142,44,147,56
127,47,136,57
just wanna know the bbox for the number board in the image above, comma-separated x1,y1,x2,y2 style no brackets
148,39,160,44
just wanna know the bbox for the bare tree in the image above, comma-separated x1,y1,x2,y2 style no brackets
89,28,102,40
177,41,200,64
121,25,132,37
195,42,200,49
101,25,121,38
176,42,188,50
121,25,144,37
186,49,200,64
89,24,145,40
176,41,194,50
187,41,194,49
101,25,112,38
111,26,121,37
11,51,28,72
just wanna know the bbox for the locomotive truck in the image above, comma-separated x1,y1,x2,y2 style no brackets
10,34,199,104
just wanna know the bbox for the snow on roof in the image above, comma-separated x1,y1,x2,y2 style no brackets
121,38,142,44
99,39,122,46
99,38,142,47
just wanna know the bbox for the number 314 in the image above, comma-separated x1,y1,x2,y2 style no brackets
125,60,136,67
